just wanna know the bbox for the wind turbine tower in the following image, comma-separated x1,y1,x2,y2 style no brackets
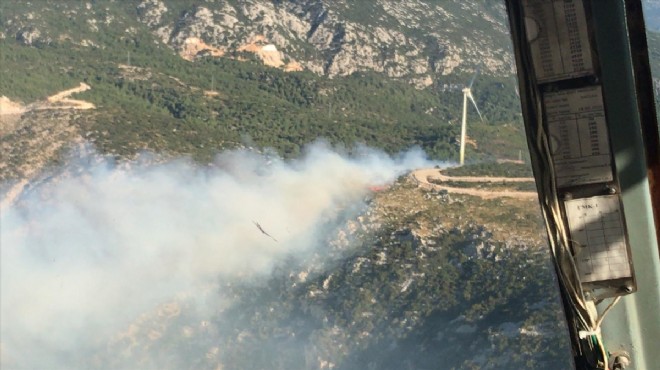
459,71,484,166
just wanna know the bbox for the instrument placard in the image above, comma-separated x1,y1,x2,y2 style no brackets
544,86,613,187
565,195,632,283
523,0,594,83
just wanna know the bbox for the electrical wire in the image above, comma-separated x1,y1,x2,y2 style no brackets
504,1,622,369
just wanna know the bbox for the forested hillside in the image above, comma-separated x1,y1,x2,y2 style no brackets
3,1,660,369
87,176,572,370
0,0,526,170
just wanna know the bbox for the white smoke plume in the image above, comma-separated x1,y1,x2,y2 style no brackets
0,142,435,369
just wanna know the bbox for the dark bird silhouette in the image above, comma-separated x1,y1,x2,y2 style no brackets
253,221,278,242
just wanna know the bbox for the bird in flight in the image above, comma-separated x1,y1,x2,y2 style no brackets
253,221,278,242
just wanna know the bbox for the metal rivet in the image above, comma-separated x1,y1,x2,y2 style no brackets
610,351,632,369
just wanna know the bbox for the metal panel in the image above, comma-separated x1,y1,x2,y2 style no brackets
589,1,660,369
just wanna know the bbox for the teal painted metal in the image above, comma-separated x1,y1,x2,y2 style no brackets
590,1,660,369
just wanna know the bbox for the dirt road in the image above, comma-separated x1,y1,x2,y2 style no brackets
410,168,537,200
41,82,95,110
1,83,94,209
0,96,26,116
1,82,95,120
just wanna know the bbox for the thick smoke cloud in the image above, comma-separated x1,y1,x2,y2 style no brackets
0,143,434,369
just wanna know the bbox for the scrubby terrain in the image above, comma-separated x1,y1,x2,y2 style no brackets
6,1,660,369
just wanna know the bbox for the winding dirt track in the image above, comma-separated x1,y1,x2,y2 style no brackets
41,82,95,110
1,83,94,210
410,168,538,200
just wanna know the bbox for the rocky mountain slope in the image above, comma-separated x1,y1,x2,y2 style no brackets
1,0,514,88
644,0,660,30
0,2,600,369
26,171,571,370
1,2,531,189
142,0,513,82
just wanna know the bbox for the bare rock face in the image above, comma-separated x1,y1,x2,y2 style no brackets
3,1,515,87
132,0,514,84
16,27,48,46
137,0,168,28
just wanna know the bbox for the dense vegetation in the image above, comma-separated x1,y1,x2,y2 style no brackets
0,0,527,164
0,2,583,369
443,161,534,178
0,41,526,163
96,180,571,370
215,228,568,370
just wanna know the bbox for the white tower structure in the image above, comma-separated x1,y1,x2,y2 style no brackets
459,75,484,166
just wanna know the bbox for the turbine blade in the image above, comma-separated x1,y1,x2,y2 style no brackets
468,91,484,122
467,68,480,89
